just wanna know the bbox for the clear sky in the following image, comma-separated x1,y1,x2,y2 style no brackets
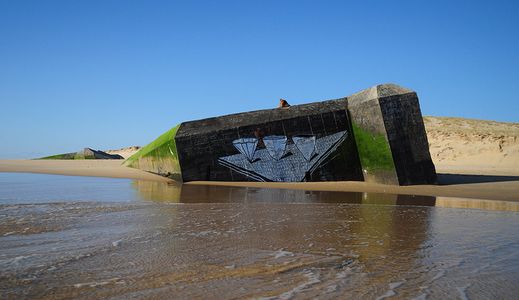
1,0,518,159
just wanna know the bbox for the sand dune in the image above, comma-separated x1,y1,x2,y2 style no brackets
424,116,519,175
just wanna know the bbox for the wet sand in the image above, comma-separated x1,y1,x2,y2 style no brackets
190,170,519,202
1,173,519,299
1,160,518,202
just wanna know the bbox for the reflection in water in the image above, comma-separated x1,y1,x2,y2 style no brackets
133,181,438,206
436,196,519,212
132,180,519,212
131,180,182,203
1,174,519,299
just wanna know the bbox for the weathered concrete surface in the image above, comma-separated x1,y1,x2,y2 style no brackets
348,84,436,185
126,83,436,185
124,125,182,181
78,148,124,160
39,148,124,160
175,99,364,182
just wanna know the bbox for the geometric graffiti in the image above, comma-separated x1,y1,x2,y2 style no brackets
126,84,436,185
218,131,348,182
232,138,259,163
292,135,317,161
263,135,288,160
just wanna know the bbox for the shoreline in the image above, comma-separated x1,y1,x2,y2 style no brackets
0,159,171,182
1,159,518,202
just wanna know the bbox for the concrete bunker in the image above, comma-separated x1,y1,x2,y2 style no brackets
125,83,436,185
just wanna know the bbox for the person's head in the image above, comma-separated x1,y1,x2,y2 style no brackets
279,98,290,107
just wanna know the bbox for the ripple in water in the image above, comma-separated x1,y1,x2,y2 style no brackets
1,173,519,299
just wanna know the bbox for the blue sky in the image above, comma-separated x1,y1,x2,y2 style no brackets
1,0,518,158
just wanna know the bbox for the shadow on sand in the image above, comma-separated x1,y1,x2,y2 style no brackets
437,173,519,185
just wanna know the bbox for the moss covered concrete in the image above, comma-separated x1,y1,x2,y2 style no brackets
351,122,395,172
124,124,182,180
38,153,78,160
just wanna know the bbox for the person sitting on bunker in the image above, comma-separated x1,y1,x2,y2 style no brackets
278,98,291,108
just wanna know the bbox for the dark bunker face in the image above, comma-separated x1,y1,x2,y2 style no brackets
127,84,437,186
175,99,364,182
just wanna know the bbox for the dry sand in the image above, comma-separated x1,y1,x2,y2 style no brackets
0,116,518,202
424,116,519,174
0,160,170,182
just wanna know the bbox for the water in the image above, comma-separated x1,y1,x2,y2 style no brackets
1,173,518,299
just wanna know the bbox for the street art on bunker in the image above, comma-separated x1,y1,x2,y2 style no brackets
126,84,436,185
218,130,348,182
292,135,317,161
232,138,259,163
263,135,288,161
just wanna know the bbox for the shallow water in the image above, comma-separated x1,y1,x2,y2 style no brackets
1,173,518,299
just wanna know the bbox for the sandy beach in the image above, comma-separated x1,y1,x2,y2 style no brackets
0,160,170,182
1,116,518,201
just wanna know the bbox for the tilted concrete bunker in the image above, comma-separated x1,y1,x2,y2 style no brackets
125,83,436,185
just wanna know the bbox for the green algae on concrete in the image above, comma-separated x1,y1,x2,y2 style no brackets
351,122,396,172
38,153,78,160
73,152,94,159
350,122,399,185
124,124,182,181
39,151,95,160
39,148,123,160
